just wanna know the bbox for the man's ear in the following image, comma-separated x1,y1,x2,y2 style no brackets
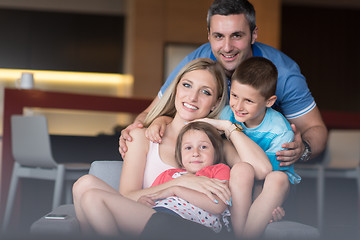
251,26,258,44
266,95,277,107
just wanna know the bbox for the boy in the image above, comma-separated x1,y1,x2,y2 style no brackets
219,56,301,184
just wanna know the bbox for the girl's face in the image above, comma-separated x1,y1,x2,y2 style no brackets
181,129,215,173
175,69,219,122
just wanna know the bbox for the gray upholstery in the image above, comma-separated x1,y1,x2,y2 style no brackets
31,160,320,239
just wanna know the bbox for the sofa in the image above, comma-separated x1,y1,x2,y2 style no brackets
30,160,320,239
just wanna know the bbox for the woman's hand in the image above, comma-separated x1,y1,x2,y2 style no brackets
147,186,177,201
137,195,156,208
176,175,231,205
145,116,173,143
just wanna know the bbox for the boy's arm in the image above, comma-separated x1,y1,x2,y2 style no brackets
196,118,272,180
145,116,173,143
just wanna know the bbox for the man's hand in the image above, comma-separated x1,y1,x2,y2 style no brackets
119,120,144,158
276,124,304,166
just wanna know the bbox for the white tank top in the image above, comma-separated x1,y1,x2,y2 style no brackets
143,141,174,188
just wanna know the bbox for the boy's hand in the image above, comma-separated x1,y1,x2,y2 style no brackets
276,124,303,166
269,207,285,223
145,116,172,143
119,120,144,158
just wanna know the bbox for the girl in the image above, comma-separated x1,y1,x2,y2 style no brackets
139,121,231,233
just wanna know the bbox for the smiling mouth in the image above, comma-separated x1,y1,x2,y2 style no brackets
183,102,198,110
235,111,247,117
221,53,238,60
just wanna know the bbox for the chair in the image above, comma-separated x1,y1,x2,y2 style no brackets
295,129,360,234
31,160,320,239
1,115,90,232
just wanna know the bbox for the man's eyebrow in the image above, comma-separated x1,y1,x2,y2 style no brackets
231,31,246,35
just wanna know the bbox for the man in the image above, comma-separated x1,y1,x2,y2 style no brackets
120,0,327,166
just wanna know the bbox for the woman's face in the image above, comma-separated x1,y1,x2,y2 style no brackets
175,69,219,121
181,129,215,173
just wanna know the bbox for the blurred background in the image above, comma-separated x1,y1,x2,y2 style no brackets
0,0,359,238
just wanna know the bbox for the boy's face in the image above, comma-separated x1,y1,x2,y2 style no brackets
181,129,215,174
229,81,274,128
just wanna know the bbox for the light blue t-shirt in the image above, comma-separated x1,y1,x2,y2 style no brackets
159,42,316,119
219,106,301,184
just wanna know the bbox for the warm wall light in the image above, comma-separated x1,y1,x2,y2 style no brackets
0,68,134,97
0,69,135,136
0,68,133,85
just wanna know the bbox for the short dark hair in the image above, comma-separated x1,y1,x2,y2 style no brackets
231,57,278,99
207,0,256,33
175,121,225,167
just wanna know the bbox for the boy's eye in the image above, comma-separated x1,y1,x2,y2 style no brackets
231,93,238,98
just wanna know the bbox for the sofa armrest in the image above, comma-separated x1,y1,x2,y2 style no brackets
30,204,80,235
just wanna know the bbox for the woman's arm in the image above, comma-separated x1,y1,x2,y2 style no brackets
119,128,181,201
150,186,227,215
119,128,231,203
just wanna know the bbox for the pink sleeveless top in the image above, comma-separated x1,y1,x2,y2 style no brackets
143,141,174,188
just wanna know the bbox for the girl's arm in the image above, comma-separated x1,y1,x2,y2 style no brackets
196,118,272,180
150,186,227,215
119,128,231,203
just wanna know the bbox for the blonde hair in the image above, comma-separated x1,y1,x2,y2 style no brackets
144,58,228,127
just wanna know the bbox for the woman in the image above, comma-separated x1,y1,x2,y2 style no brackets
72,58,271,237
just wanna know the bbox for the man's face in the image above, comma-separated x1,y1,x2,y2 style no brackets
208,14,257,77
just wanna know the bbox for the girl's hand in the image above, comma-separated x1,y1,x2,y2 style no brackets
176,175,231,205
137,195,156,208
145,116,173,143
